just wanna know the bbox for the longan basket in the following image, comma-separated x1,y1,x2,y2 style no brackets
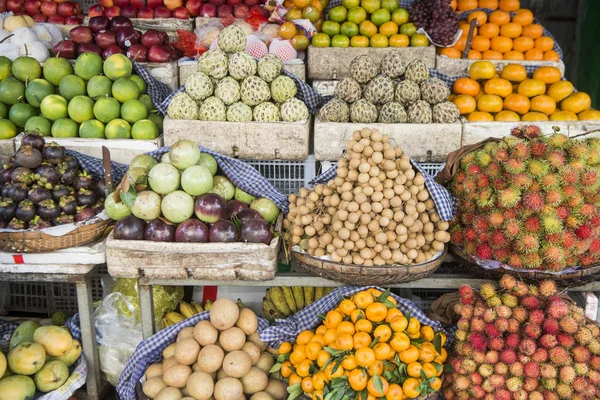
0,218,113,253
293,247,447,286
452,245,600,287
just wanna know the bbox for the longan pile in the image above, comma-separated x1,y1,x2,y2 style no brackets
284,128,450,266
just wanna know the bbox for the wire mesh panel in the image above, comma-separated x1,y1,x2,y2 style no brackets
393,288,456,315
245,157,317,196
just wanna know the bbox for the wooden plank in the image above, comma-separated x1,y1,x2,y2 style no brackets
0,264,97,275
436,55,566,77
138,61,179,90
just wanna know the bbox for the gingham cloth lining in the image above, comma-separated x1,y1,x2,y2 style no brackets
259,286,453,347
310,160,455,222
132,61,173,109
116,312,271,400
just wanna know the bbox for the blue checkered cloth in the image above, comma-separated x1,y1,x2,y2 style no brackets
132,61,173,109
0,319,18,354
116,312,271,400
259,286,453,347
310,160,455,222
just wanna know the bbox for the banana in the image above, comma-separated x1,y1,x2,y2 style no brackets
315,287,325,301
304,287,315,306
191,301,204,313
179,301,196,318
292,287,305,310
262,297,279,322
324,287,334,295
237,299,245,308
204,299,213,311
162,317,171,329
282,286,297,313
166,312,186,324
269,287,292,316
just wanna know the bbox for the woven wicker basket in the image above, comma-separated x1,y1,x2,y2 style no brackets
293,247,447,286
452,245,600,287
0,218,113,253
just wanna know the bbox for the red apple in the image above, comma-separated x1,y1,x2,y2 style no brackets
110,16,132,30
130,0,143,8
102,44,124,59
95,30,117,49
78,43,103,56
98,0,113,7
227,0,241,5
171,6,188,18
167,45,179,59
217,4,232,17
57,1,78,16
137,6,152,17
116,27,141,48
153,5,170,17
24,0,40,16
39,0,56,15
87,4,104,16
70,26,94,44
146,0,160,9
104,5,120,16
140,29,167,47
251,4,267,16
121,5,137,17
198,3,215,17
126,43,148,61
233,3,248,18
209,0,225,7
64,15,81,24
6,0,23,13
148,44,172,62
245,0,260,6
32,13,47,21
113,0,129,8
52,39,77,59
47,14,65,23
88,15,111,32
185,0,200,16
0,0,7,12
163,0,181,11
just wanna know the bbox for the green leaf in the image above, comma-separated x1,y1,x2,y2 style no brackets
360,390,368,400
269,363,282,373
318,313,327,321
375,288,392,303
119,185,137,208
374,374,384,394
382,299,396,309
420,369,429,382
134,174,147,186
382,360,394,370
324,392,335,400
309,363,319,375
383,370,394,382
395,354,401,366
286,383,301,395
370,336,380,348
324,347,347,357
276,354,289,363
432,362,443,372
433,333,442,355
444,364,455,373
332,360,342,376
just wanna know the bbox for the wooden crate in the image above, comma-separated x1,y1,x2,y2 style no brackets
313,119,463,162
139,61,179,90
435,55,566,77
462,121,600,146
16,134,163,165
0,138,15,163
163,117,310,160
307,45,436,80
178,59,306,84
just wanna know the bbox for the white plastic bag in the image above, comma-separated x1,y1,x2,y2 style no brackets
95,293,144,387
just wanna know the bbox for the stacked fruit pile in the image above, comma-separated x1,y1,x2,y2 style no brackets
141,298,288,400
262,286,334,321
276,288,446,400
162,300,206,328
446,276,600,400
0,134,105,230
108,140,280,244
456,0,521,13
449,125,600,271
318,54,460,124
0,321,82,397
284,128,451,266
3,0,83,25
0,53,163,140
451,62,599,122
0,16,64,63
168,26,309,122
410,0,459,46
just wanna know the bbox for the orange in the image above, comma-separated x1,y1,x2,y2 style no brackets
390,332,410,352
323,328,337,345
373,325,392,343
335,333,354,351
468,50,483,59
477,94,504,112
353,291,374,310
482,50,504,60
324,310,343,329
279,342,292,354
296,359,313,377
312,390,324,400
351,35,370,47
518,79,546,97
525,48,544,60
402,378,422,399
578,109,600,121
370,33,388,47
399,345,420,364
467,111,494,121
418,343,437,363
530,95,556,115
471,36,491,52
438,47,461,58
324,362,344,380
348,369,368,391
543,50,560,62
279,22,297,39
521,111,549,121
367,376,389,397
484,78,513,97
457,0,478,12
312,371,326,391
459,22,476,38
430,377,443,391
489,10,511,26
316,349,331,368
420,326,435,342
453,77,480,96
365,302,387,322
455,36,468,52
281,361,294,378
342,354,358,370
302,376,315,393
500,22,522,38
390,315,409,332
499,0,520,11
289,373,302,386
468,11,488,26
522,23,543,38
533,66,562,84
379,21,399,37
338,299,357,316
512,9,533,25
367,360,384,376
359,20,377,38
297,330,314,345
547,80,575,102
309,334,325,346
386,383,404,400
406,361,423,378
504,50,525,60
373,342,392,360
550,111,578,121
315,325,327,335
385,308,403,323
337,321,356,336
495,110,521,121
504,93,531,114
479,0,499,9
305,342,322,361
350,309,365,323
435,347,448,363
450,0,457,10
561,92,592,114
290,348,306,365
355,319,373,333
513,36,534,52
353,331,372,349
453,94,477,114
535,36,555,52
479,23,500,38
355,347,377,368
491,36,512,53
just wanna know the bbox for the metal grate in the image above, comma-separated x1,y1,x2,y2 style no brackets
246,157,317,196
393,288,456,315
318,162,445,178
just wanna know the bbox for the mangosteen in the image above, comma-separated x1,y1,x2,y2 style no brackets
54,213,75,226
8,218,26,230
77,188,97,206
1,167,13,184
74,171,95,191
34,164,60,185
1,184,14,199
38,199,61,221
14,145,43,169
95,180,109,198
63,155,79,170
28,187,52,204
52,184,73,201
16,200,36,222
43,143,66,165
0,220,8,228
75,206,95,222
59,195,77,215
11,167,33,185
59,166,78,185
0,198,17,221
10,185,28,203
91,199,104,214
21,133,46,152
29,216,52,230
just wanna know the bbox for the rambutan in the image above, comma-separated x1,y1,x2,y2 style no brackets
512,172,533,189
519,338,537,356
527,159,550,178
556,334,575,349
589,323,600,337
506,377,523,392
490,230,509,249
511,142,530,160
574,362,588,376
547,150,567,168
498,187,522,208
458,284,473,299
524,362,540,379
522,295,541,310
590,355,600,371
540,363,557,379
453,375,471,391
541,173,560,188
470,317,485,333
454,330,467,342
530,140,548,157
461,359,477,373
588,370,600,386
470,371,483,385
545,190,563,206
542,244,566,264
567,141,589,160
460,304,474,319
478,364,494,378
475,244,492,259
496,305,512,319
548,134,569,149
470,385,486,399
559,165,579,184
476,151,493,167
559,316,578,334
540,334,558,349
482,351,498,365
504,333,519,349
507,319,520,333
589,238,600,253
486,296,502,308
477,174,490,188
464,228,477,242
573,345,591,363
457,319,470,331
577,203,596,217
542,318,560,335
492,247,510,262
572,376,588,394
556,383,573,399
529,309,545,324
548,299,569,319
503,218,522,239
567,194,584,208
542,213,564,234
523,378,538,393
575,327,592,346
541,378,557,391
472,351,486,364
467,164,482,176
495,389,511,400
507,254,524,269
513,282,530,297
494,362,508,376
555,205,570,220
478,283,496,299
489,337,504,351
522,252,542,269
485,323,501,338
524,125,541,139
470,333,488,352
500,348,517,364
512,306,528,323
489,374,506,389
539,280,557,297
493,147,509,162
508,361,523,377
524,323,542,339
589,339,600,355
575,224,593,239
488,211,505,227
549,347,570,366
523,215,541,233
516,234,540,254
557,365,576,384
492,178,508,190
532,348,548,363
562,184,577,198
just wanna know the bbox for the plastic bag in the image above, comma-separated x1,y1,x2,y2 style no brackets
194,20,224,52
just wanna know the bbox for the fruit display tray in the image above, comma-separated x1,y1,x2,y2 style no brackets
307,45,436,80
163,117,311,161
178,59,307,84
435,55,566,77
0,138,15,164
313,119,463,162
105,215,282,280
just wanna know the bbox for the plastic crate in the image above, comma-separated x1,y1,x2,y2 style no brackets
318,161,445,178
245,156,317,196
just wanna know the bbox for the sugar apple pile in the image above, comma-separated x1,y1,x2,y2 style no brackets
318,54,459,124
168,26,309,123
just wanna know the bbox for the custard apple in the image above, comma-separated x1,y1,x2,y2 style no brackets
197,49,228,79
350,55,379,84
241,76,271,106
185,71,213,102
199,96,227,121
270,75,297,103
318,98,349,122
380,53,407,79
350,99,378,123
281,98,309,122
395,80,421,105
218,25,246,53
228,51,257,80
257,54,283,82
215,77,241,105
227,102,253,122
420,78,450,105
432,101,460,123
253,102,280,122
335,77,361,103
408,100,432,123
364,76,394,105
404,60,430,83
167,92,198,120
379,102,407,123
